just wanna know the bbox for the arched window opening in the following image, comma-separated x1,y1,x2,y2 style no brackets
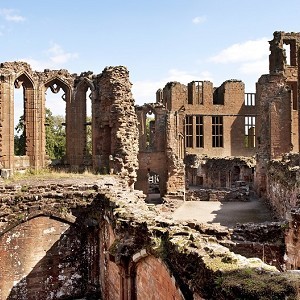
45,82,66,164
14,74,34,158
85,87,92,163
283,43,291,65
146,112,155,150
14,87,25,156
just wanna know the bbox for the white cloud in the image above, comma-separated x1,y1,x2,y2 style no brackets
0,9,25,22
239,58,269,75
192,16,206,25
209,38,269,64
18,58,49,71
19,43,79,71
132,69,213,105
47,43,78,64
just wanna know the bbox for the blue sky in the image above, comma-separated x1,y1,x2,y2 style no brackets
1,0,300,116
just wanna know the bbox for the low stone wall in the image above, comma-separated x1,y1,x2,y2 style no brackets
228,222,287,270
186,187,249,202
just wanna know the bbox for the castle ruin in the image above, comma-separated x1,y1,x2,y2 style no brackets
0,31,300,299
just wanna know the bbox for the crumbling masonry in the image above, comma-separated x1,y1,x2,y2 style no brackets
0,63,138,187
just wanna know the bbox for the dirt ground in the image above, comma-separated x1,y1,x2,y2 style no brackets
172,196,274,228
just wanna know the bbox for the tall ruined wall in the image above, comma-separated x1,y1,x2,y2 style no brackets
255,74,292,196
0,62,75,171
0,62,139,187
95,66,139,187
165,111,185,199
262,154,300,270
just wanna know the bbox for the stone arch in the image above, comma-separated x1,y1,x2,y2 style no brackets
14,72,36,167
134,254,184,300
0,209,78,238
109,248,184,300
0,69,36,172
43,76,72,166
0,206,102,300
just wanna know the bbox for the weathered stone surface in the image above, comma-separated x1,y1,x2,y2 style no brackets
0,63,139,188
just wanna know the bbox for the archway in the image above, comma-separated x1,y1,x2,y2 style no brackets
13,73,34,169
44,78,70,166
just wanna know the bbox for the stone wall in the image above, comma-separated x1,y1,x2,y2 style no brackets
185,155,255,189
135,256,184,299
161,80,257,158
0,63,139,187
255,154,300,270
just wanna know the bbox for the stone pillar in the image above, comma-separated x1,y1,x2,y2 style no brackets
0,78,14,169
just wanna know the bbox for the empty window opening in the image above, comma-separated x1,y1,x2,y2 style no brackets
244,116,256,148
45,83,66,161
185,115,193,147
213,87,225,105
146,112,155,149
283,40,296,66
85,88,92,159
195,81,203,104
212,116,223,147
244,93,256,106
195,115,204,148
14,85,25,156
187,83,193,104
188,81,203,105
283,43,291,65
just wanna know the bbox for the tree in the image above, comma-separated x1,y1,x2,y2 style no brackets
14,115,26,156
45,108,66,159
86,116,92,156
14,108,66,160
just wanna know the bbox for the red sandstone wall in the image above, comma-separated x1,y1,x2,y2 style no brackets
136,256,183,300
286,215,300,270
99,220,120,300
0,216,85,300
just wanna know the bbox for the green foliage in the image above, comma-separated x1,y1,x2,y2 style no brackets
146,115,155,148
14,108,66,160
86,116,92,156
214,268,300,300
14,115,26,156
45,108,66,159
